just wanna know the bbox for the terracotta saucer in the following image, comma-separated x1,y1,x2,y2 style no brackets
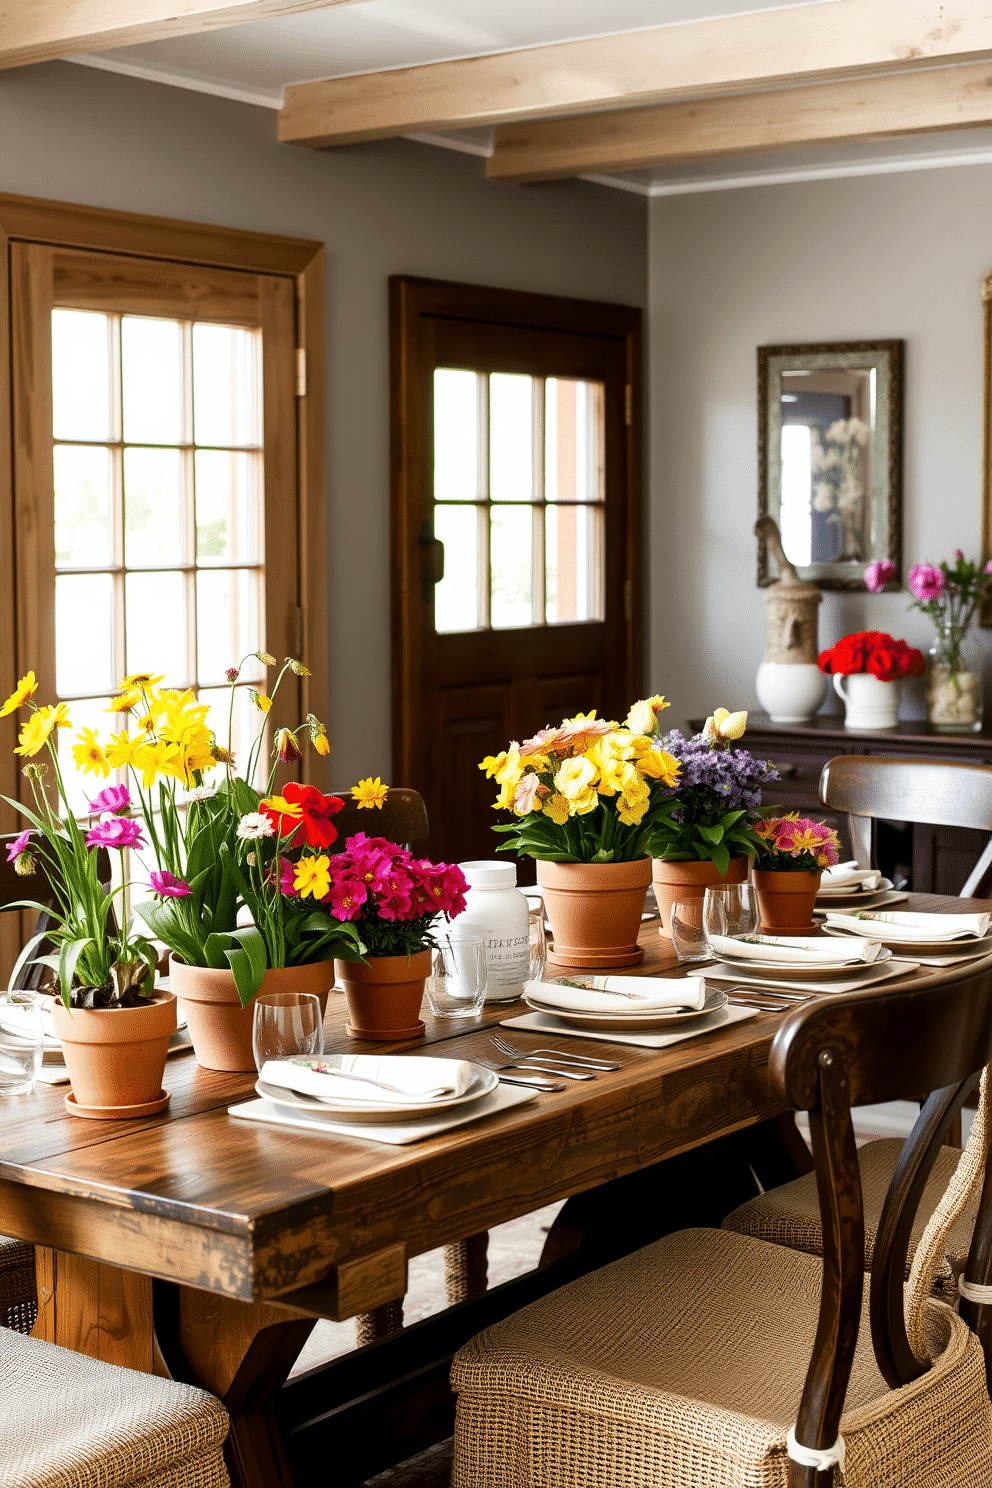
547,945,644,968
64,1089,170,1120
345,1020,426,1042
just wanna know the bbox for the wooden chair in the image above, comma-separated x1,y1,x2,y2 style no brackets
725,754,992,1282
451,961,992,1487
326,786,429,854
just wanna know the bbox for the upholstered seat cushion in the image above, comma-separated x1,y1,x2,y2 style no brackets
723,1139,975,1295
451,1227,992,1488
0,1237,37,1334
0,1329,230,1488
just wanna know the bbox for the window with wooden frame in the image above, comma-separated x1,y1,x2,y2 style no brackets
0,195,327,975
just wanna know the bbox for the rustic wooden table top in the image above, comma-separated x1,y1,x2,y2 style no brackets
1,894,989,1308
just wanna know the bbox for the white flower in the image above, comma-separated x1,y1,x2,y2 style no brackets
812,482,835,513
237,812,274,841
186,785,217,804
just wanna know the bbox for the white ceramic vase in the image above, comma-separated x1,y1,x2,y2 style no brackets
755,662,828,723
833,672,899,730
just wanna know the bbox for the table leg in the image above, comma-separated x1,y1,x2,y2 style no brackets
31,1247,167,1374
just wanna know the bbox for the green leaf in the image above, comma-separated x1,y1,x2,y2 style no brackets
709,844,731,878
590,848,616,864
204,926,267,1007
7,930,51,993
696,824,724,846
58,937,94,1009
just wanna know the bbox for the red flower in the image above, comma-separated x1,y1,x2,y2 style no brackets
261,782,344,849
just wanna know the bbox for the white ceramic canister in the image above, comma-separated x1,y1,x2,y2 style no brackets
456,860,530,1003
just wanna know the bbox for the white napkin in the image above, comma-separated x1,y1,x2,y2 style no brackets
824,910,991,942
260,1055,474,1106
525,976,706,1013
709,933,883,965
818,861,882,893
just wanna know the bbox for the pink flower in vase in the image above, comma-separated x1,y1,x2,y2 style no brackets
864,560,895,593
89,784,131,816
149,870,191,898
908,563,946,602
86,815,145,851
6,830,32,863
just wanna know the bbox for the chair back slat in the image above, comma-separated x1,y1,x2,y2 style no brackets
820,755,992,834
326,788,429,853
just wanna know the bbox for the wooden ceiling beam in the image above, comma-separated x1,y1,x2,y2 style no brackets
279,0,992,149
487,60,992,182
0,0,358,70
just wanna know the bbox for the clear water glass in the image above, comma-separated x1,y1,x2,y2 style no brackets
425,935,488,1020
252,992,323,1074
0,992,44,1096
670,900,710,963
703,884,757,942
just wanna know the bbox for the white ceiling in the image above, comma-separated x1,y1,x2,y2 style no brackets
69,0,992,196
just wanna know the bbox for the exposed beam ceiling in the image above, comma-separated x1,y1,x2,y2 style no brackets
279,0,992,149
488,60,992,182
0,0,360,70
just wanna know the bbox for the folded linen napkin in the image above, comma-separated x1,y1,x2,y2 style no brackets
818,861,883,893
709,933,883,965
524,976,706,1014
823,910,991,942
260,1055,474,1105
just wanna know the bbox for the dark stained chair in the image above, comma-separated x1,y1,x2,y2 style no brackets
326,786,429,854
452,958,992,1487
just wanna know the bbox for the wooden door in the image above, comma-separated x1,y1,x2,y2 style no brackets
391,277,642,863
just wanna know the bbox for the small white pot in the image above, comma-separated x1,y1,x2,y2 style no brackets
833,672,900,730
755,662,828,723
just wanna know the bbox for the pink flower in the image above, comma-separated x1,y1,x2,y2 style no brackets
6,830,32,863
985,561,992,575
149,870,191,898
908,563,945,602
954,549,964,561
89,784,131,816
86,815,145,851
279,857,298,896
513,773,543,813
864,560,895,593
328,869,369,920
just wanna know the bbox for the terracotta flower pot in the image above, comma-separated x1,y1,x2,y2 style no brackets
752,869,822,935
538,858,652,969
335,950,431,1042
51,990,177,1119
652,856,749,940
171,959,335,1072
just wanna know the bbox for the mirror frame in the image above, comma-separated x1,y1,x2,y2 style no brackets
757,339,904,591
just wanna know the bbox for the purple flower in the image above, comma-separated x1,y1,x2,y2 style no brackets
659,729,778,818
954,549,964,562
86,815,145,851
985,561,992,576
864,559,895,593
908,563,946,602
149,869,191,898
88,783,131,816
6,829,32,863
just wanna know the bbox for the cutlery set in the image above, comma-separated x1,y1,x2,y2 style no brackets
482,1034,621,1090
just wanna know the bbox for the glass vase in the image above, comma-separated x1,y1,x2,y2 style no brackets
927,620,984,733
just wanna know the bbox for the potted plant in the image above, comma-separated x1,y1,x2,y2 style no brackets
479,701,680,968
899,552,992,733
646,708,779,939
301,831,469,1040
752,814,841,934
818,629,925,730
69,657,364,1072
1,677,174,1117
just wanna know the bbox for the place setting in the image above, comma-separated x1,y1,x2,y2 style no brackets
814,860,909,912
820,906,992,965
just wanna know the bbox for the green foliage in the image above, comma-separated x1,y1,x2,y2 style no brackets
647,807,760,877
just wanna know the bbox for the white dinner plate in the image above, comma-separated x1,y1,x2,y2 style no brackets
713,945,893,981
524,983,727,1030
822,926,992,956
815,877,894,904
254,1063,498,1124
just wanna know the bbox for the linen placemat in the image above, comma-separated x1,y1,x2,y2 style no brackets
499,1002,756,1049
227,1081,537,1145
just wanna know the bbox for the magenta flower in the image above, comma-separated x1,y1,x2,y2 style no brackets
86,816,145,851
908,563,946,602
149,869,191,898
6,829,32,863
279,856,298,897
954,549,964,561
985,561,992,576
864,560,895,593
89,783,131,816
327,870,369,920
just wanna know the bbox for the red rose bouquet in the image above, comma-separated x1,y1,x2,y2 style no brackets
818,631,926,683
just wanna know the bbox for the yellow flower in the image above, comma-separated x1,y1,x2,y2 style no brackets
571,786,600,816
788,827,823,857
288,658,312,677
256,651,277,666
294,855,331,900
555,755,597,801
480,751,508,779
313,729,330,758
703,706,748,743
639,747,680,786
544,792,570,826
108,692,141,714
133,740,176,789
262,793,303,820
0,671,37,717
625,696,669,735
617,777,651,826
105,730,137,770
118,673,164,692
14,704,69,757
72,728,110,779
595,756,636,798
250,690,272,714
353,777,388,810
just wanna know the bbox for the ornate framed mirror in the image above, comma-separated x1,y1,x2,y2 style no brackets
757,340,903,591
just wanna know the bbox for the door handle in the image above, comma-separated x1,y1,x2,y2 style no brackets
419,522,444,600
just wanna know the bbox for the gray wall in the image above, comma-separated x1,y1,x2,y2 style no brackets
0,61,647,780
649,167,992,727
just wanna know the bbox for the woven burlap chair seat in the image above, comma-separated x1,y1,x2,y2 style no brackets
723,1139,974,1297
451,1226,992,1487
0,1237,37,1334
0,1328,230,1488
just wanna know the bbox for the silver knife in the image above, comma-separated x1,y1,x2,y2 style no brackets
496,1072,566,1091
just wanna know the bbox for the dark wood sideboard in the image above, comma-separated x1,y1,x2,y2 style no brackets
687,713,992,896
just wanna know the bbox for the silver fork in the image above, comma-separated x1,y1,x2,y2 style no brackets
491,1035,620,1071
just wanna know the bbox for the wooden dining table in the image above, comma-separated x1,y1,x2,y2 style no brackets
3,893,990,1488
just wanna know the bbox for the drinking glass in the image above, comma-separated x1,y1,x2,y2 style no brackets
669,900,710,963
252,992,323,1074
425,935,488,1020
703,884,758,942
528,907,547,986
0,992,44,1096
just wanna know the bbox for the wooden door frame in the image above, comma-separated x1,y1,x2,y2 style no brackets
389,274,643,790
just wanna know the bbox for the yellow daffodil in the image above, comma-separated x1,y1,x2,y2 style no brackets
625,695,669,736
0,671,37,717
639,747,680,786
555,755,597,801
596,756,637,798
250,690,272,714
703,706,748,743
108,691,141,714
544,792,570,826
133,740,175,789
72,728,110,779
353,777,388,809
294,854,331,900
105,730,138,770
14,704,71,758
118,673,164,693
